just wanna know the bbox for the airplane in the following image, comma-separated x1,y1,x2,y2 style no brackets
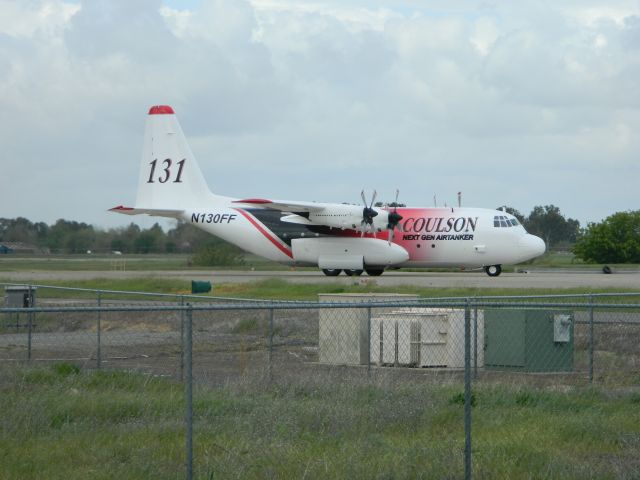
111,105,546,277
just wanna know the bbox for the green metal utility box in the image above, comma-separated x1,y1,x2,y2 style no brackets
191,281,212,294
484,309,573,372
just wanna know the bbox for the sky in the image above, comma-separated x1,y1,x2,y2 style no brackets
1,0,639,231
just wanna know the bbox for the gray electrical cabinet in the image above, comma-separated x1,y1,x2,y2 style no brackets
4,286,37,308
484,309,573,372
4,286,37,330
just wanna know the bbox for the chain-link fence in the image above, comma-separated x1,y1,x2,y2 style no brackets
2,284,640,479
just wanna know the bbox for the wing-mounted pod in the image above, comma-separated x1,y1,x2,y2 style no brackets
291,237,409,270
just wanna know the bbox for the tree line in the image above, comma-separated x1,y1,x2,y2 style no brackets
502,205,580,249
0,218,233,255
1,205,638,264
503,206,639,264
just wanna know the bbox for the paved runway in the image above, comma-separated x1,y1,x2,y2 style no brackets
2,269,639,290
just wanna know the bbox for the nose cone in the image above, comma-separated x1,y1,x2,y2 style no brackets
518,234,546,258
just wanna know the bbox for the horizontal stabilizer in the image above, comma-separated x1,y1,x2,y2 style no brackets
109,205,184,219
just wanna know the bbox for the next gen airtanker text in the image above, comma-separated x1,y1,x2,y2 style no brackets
401,216,478,241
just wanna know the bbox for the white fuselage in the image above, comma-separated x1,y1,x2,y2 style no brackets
184,204,545,270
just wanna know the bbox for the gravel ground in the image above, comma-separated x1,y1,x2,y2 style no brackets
2,304,639,387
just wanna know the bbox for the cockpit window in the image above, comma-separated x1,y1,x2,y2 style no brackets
494,215,520,228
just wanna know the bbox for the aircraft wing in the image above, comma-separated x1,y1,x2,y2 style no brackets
109,205,184,219
232,198,328,213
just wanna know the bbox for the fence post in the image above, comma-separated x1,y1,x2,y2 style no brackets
473,303,478,380
464,298,472,480
180,296,185,382
184,304,193,480
394,320,399,367
27,285,33,362
268,308,274,382
367,306,372,377
96,291,102,369
589,294,594,384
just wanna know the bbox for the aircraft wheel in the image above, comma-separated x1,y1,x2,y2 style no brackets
322,269,342,276
365,268,384,276
485,265,502,277
344,269,364,276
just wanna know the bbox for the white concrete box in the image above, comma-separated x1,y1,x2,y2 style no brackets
318,293,419,365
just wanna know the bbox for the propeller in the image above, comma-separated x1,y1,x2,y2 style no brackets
386,189,404,245
360,190,378,236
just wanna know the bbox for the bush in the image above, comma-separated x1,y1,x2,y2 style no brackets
573,210,640,263
191,241,245,267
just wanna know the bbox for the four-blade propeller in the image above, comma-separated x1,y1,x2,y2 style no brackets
386,189,404,245
360,190,378,237
359,189,404,244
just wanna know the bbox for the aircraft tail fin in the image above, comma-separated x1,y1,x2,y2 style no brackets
137,105,213,210
112,105,224,218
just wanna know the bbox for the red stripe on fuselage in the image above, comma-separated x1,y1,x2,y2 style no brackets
233,208,293,259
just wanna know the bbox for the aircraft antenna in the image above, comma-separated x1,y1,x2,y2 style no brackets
458,191,462,208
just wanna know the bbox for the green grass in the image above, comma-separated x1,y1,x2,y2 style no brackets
1,364,639,479
1,277,638,302
0,254,290,272
0,278,192,301
211,278,640,300
0,254,192,272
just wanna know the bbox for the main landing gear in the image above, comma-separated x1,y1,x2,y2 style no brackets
321,268,384,277
484,265,502,277
365,268,384,276
321,269,342,276
344,269,364,276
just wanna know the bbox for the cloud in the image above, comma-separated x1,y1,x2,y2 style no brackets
0,0,639,230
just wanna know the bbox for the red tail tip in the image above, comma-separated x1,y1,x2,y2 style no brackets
148,105,174,115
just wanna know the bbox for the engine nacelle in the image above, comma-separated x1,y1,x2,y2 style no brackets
291,237,409,269
304,204,390,232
